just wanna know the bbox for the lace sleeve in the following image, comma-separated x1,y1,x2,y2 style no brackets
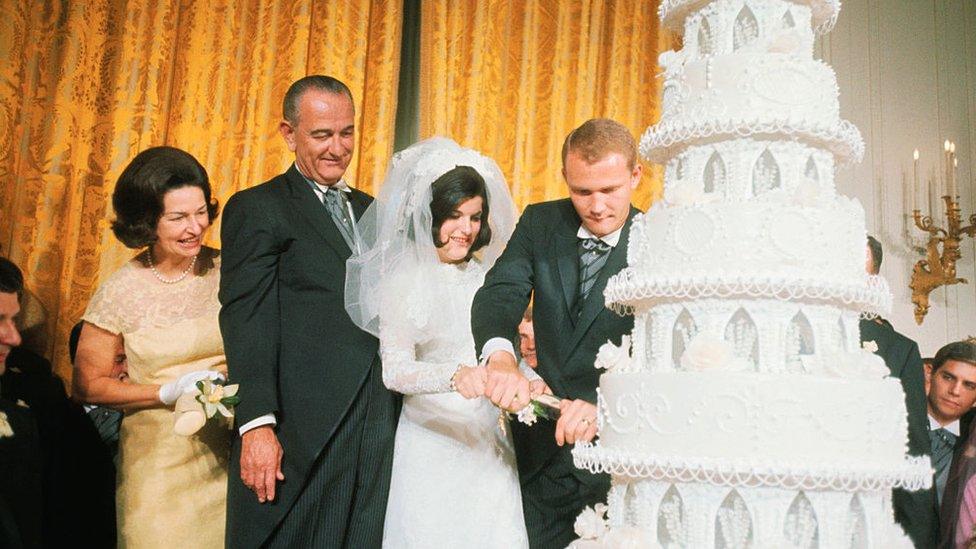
378,316,459,396
81,268,127,335
377,275,460,395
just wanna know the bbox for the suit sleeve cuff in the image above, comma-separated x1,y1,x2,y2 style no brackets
481,338,516,364
239,413,277,435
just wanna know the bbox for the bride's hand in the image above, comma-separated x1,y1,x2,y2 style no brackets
452,365,487,399
528,379,552,398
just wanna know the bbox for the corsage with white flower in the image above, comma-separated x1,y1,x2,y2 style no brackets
498,394,564,434
173,379,240,436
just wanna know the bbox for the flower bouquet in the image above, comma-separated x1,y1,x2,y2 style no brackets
173,379,240,436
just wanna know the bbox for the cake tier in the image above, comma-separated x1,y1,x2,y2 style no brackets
579,371,930,493
568,481,914,548
623,300,871,375
658,53,841,145
608,198,891,314
661,139,837,202
660,0,840,38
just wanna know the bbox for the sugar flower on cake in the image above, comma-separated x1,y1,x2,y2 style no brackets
573,503,609,540
820,350,888,380
602,527,657,549
665,182,718,207
793,176,822,207
767,30,804,54
680,333,734,371
595,335,632,371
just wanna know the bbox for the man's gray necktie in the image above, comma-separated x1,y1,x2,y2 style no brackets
576,237,613,316
322,187,357,251
930,427,957,504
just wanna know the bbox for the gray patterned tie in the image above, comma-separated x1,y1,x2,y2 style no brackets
575,237,613,317
321,187,357,251
930,427,957,504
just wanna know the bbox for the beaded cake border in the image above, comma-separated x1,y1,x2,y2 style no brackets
573,442,932,492
640,117,864,165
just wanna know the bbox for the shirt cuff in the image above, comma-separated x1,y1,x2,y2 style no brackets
481,337,516,364
239,413,277,435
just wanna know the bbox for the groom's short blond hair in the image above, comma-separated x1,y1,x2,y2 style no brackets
561,118,637,170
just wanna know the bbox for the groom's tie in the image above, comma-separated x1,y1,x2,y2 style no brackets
930,427,957,504
321,187,358,252
575,237,613,317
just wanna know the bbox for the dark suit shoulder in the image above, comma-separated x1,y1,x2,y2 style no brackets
859,318,917,352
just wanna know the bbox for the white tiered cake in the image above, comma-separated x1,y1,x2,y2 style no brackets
571,1,931,547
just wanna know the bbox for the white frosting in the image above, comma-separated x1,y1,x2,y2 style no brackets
573,0,927,546
660,54,839,136
565,479,916,548
659,0,841,37
596,371,907,467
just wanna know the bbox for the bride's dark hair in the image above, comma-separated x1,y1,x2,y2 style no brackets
429,166,492,260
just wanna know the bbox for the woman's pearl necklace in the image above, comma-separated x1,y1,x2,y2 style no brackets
147,250,197,284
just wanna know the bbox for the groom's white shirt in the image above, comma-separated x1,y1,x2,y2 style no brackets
479,224,622,364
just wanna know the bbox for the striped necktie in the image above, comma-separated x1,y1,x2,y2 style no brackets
321,187,357,251
575,237,612,316
930,427,957,504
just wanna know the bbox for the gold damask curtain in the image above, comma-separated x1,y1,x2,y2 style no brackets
419,0,673,210
0,0,403,379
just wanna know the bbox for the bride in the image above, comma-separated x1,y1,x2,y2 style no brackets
346,137,535,548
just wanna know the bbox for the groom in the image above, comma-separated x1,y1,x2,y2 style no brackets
220,75,398,547
472,118,642,548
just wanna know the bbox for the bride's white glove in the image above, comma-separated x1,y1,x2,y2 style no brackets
159,370,226,405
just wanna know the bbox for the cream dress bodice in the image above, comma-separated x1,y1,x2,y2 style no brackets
83,252,229,549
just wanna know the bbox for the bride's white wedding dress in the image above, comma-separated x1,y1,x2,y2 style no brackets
379,261,529,548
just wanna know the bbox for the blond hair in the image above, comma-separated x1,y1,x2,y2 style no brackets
561,118,637,170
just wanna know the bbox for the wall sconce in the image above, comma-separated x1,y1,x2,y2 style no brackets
909,141,976,324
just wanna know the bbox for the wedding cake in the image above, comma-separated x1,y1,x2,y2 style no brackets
571,0,932,547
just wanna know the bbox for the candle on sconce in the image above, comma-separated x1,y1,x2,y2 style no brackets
913,149,920,213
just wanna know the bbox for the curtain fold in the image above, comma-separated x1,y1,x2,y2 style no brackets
0,0,403,380
419,0,673,211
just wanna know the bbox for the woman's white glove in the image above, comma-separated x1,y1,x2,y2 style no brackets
159,370,226,405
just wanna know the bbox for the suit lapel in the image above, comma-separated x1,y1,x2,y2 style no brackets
285,165,354,261
564,208,637,357
552,232,580,324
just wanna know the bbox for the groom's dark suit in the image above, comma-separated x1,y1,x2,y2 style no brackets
472,198,638,548
220,165,398,548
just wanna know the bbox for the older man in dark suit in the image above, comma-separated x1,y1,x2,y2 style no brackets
220,76,398,548
472,119,642,548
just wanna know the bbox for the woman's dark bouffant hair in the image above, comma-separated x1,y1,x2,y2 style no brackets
430,165,492,260
111,146,219,249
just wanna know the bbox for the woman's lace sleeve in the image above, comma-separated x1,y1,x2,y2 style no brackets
379,315,460,395
81,272,126,335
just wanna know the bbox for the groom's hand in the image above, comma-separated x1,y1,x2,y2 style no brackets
484,351,531,412
241,425,285,503
555,399,598,446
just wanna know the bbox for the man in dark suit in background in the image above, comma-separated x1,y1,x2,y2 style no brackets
860,235,937,547
0,257,42,549
472,119,642,548
220,75,398,547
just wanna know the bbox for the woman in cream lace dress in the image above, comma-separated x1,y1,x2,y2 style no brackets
346,138,541,548
73,147,229,548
